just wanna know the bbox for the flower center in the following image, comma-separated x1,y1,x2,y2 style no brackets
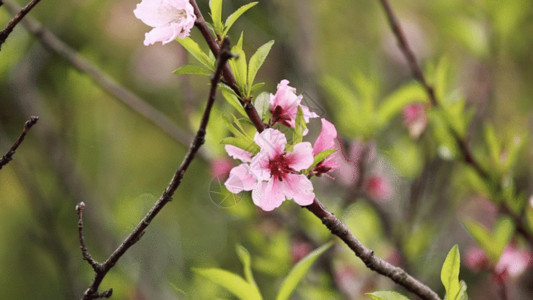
270,106,291,127
268,153,294,181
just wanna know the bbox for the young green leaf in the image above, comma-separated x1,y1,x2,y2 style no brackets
376,82,427,128
463,220,496,260
441,245,461,300
193,268,262,300
228,34,247,93
253,92,271,122
209,0,224,35
223,2,259,37
305,149,337,173
366,291,410,300
173,65,212,76
275,242,332,300
177,37,215,71
219,84,248,117
291,107,306,146
236,245,257,287
250,82,266,95
248,40,275,94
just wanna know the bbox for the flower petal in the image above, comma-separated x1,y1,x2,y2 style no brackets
313,118,338,155
252,180,284,211
285,142,313,171
224,164,256,193
143,25,178,46
280,174,315,206
254,128,286,159
225,145,252,163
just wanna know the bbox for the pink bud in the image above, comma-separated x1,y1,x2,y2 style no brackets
365,175,392,201
403,103,427,139
494,245,532,281
464,247,489,272
210,158,233,178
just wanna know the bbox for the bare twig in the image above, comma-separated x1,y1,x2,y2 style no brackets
78,39,234,300
1,0,207,161
0,0,42,50
377,0,533,244
0,116,38,170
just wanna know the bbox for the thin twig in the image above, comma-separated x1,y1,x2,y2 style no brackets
0,116,38,170
377,0,533,244
0,0,42,50
78,39,234,300
1,0,207,161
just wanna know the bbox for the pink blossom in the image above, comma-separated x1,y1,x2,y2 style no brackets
224,129,315,211
365,175,392,201
494,245,532,281
210,158,233,178
402,103,427,139
312,118,340,176
464,247,489,272
270,80,318,128
133,0,196,46
291,240,313,264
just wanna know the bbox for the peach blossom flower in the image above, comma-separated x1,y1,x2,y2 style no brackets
270,80,318,128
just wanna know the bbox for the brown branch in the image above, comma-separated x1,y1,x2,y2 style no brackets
1,0,208,161
78,40,235,300
0,0,42,50
190,0,266,133
377,0,533,244
0,116,38,170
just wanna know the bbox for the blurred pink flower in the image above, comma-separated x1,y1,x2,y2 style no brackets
224,129,315,211
312,118,340,176
133,0,196,46
464,247,489,272
270,80,318,128
494,245,532,281
210,158,233,178
403,103,427,139
291,240,313,264
365,175,392,201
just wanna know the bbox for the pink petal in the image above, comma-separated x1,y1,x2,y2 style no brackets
301,105,319,123
313,118,338,155
225,145,252,163
143,25,178,46
285,142,313,171
210,158,233,178
224,164,256,193
280,174,315,206
252,180,284,211
254,128,286,159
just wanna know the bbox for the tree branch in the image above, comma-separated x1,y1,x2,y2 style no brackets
78,39,235,300
376,0,533,244
0,0,42,50
1,0,207,161
0,116,38,170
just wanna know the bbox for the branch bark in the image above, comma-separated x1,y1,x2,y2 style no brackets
0,0,42,50
376,0,533,245
77,40,235,300
0,116,39,170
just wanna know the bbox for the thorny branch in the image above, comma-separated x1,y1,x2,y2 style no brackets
191,3,440,299
77,39,235,300
0,116,39,170
0,0,42,50
377,0,533,245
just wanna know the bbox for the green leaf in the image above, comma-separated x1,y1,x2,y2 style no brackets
247,40,275,94
306,149,337,173
366,291,410,300
441,245,461,300
219,84,247,117
194,268,262,300
209,0,224,35
463,218,513,262
492,217,515,258
177,37,215,71
228,33,247,93
236,245,257,288
251,82,265,95
253,92,271,122
376,82,427,127
223,2,259,37
291,106,306,146
275,242,332,300
173,65,212,76
221,137,258,154
463,220,495,260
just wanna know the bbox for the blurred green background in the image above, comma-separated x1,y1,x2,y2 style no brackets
1,0,533,299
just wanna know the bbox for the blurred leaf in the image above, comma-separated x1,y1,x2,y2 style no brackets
463,218,513,262
403,225,434,261
376,82,427,128
484,124,501,169
173,65,212,76
321,76,363,138
247,40,275,96
276,242,332,300
223,2,259,37
366,291,410,300
194,268,262,300
177,37,215,71
209,0,224,35
441,245,461,300
236,245,257,287
386,137,424,179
